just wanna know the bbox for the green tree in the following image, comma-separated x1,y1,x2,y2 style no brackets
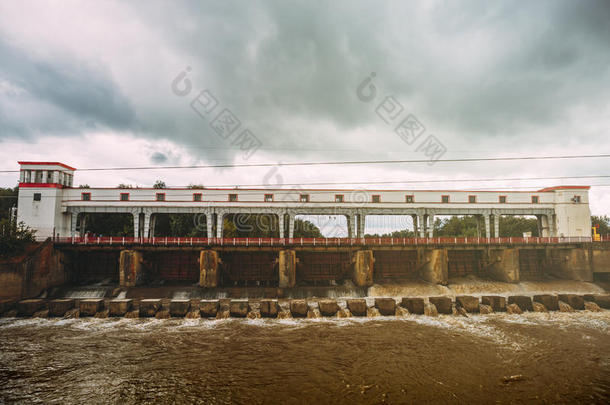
0,186,18,222
153,180,166,189
294,219,324,238
0,219,36,257
592,215,610,235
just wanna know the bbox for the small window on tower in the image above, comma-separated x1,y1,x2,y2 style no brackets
120,193,129,201
264,194,274,202
82,193,91,201
531,195,539,204
573,195,581,203
193,193,202,202
33,193,41,202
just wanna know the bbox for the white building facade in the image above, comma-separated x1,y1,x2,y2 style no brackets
16,162,592,239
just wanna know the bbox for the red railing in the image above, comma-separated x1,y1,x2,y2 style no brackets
52,235,600,246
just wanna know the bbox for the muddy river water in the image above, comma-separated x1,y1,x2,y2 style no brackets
1,311,609,404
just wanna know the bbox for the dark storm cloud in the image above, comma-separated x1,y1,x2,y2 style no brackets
0,40,135,138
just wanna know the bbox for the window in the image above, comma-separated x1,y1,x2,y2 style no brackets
120,193,129,201
33,193,41,202
300,194,310,202
156,193,165,201
573,195,581,203
499,195,507,203
441,195,450,203
468,195,477,203
405,195,414,203
335,194,344,203
82,192,91,201
264,194,274,202
372,195,380,203
193,193,202,202
531,195,539,204
229,194,238,202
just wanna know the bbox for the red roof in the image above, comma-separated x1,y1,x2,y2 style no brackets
537,185,590,192
18,161,76,171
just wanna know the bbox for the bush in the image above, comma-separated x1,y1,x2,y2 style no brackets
0,219,37,257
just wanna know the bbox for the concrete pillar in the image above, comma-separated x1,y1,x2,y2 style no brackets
493,214,500,238
143,212,151,239
475,215,482,237
133,212,140,238
348,214,357,238
279,213,285,238
427,214,435,238
484,214,490,238
119,250,142,287
79,215,87,237
199,250,219,287
541,215,550,237
357,214,366,238
149,214,156,237
487,249,519,283
216,212,224,238
71,211,78,237
547,248,593,282
420,248,448,285
353,250,374,287
417,214,425,237
288,214,295,239
412,215,418,236
278,250,296,288
536,215,543,237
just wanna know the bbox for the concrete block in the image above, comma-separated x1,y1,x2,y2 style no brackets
230,300,249,318
318,299,339,317
169,300,190,317
375,298,396,316
79,299,104,316
533,295,559,311
507,303,523,314
508,296,533,312
353,250,374,287
346,299,367,316
481,296,506,312
109,299,132,317
428,296,452,314
139,299,161,317
290,300,309,318
48,299,75,317
17,299,45,316
279,250,296,288
558,294,585,310
199,250,219,288
259,299,279,318
421,249,448,285
590,294,610,309
200,300,219,317
400,297,425,315
455,296,480,313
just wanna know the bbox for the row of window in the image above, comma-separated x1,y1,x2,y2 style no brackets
77,192,571,204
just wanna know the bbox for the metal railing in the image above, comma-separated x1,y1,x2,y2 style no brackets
52,235,600,246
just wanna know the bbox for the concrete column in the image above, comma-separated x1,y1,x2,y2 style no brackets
119,250,143,287
278,250,296,288
412,215,418,236
420,248,448,285
132,212,140,238
41,170,47,183
199,250,219,287
427,214,435,238
205,215,212,238
475,215,481,237
357,214,366,238
79,215,87,237
536,215,543,237
418,214,425,237
487,249,519,283
216,212,224,238
540,215,550,237
288,214,295,239
484,214,491,238
70,211,78,236
348,214,357,238
353,250,374,287
493,214,500,238
143,212,151,239
278,214,285,238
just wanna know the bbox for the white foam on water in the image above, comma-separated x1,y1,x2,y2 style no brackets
116,291,127,299
65,289,106,299
172,291,191,300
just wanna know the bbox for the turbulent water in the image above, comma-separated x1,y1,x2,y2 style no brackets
1,312,609,404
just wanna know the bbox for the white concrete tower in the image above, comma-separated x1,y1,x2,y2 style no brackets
16,162,76,239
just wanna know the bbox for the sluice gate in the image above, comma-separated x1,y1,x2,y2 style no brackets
373,250,418,281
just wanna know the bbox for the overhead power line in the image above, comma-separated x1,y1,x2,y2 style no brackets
1,153,610,173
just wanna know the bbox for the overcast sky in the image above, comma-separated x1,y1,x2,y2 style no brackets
1,0,609,221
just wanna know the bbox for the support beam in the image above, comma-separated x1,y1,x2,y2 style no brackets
215,212,224,238
412,215,418,237
418,214,425,237
70,212,78,237
348,214,357,238
484,214,491,238
357,214,366,238
149,214,156,237
288,214,295,239
143,212,151,239
427,213,435,238
132,212,140,238
199,250,219,287
420,248,448,285
493,214,500,238
279,213,285,238
353,250,374,287
278,250,296,288
205,215,212,239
